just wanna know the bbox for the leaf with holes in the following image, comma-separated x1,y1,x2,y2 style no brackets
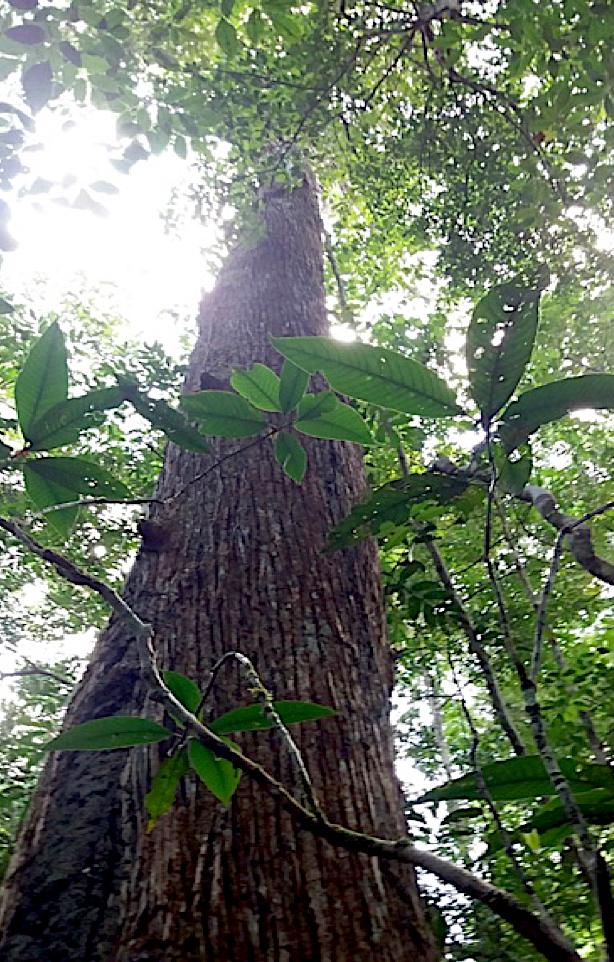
466,282,540,423
230,363,280,412
188,737,241,805
45,716,171,751
500,375,614,451
210,700,336,735
272,336,463,417
273,431,307,483
15,322,68,440
180,390,265,438
295,393,372,445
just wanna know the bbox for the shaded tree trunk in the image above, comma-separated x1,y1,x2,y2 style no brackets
0,176,436,962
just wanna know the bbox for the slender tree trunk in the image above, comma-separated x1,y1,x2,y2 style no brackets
0,176,436,962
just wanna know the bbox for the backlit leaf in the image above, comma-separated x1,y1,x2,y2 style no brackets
180,390,265,438
500,375,614,451
272,336,463,417
295,393,372,445
15,322,68,439
466,281,540,422
27,387,125,450
273,431,306,483
278,359,308,413
230,363,281,411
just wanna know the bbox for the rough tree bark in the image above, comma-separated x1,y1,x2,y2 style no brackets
0,176,436,962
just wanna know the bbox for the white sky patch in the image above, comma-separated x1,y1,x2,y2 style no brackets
3,107,215,354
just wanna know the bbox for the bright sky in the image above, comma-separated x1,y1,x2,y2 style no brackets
3,107,216,353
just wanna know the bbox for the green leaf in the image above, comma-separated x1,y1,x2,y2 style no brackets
0,439,12,463
22,60,52,113
278,359,308,413
46,716,171,751
230,363,281,412
498,452,532,495
295,393,373,445
215,18,240,57
273,431,307,483
180,390,266,438
15,322,68,440
163,670,201,714
466,282,540,422
210,699,336,735
0,297,14,314
188,737,241,805
488,789,614,854
327,474,468,550
500,375,614,451
145,748,189,831
124,386,210,452
27,387,126,451
5,24,45,44
272,336,463,417
416,756,614,804
23,456,129,535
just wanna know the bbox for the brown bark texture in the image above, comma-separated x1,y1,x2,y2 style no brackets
0,176,436,962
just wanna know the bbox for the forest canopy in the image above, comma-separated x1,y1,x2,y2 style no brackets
0,2,613,961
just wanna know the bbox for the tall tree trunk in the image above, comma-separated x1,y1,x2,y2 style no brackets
0,176,436,962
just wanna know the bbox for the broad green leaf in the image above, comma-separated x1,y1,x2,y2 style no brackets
273,431,307,483
180,390,266,438
124,387,210,452
416,756,614,804
500,375,614,451
278,359,308,413
145,748,189,831
46,716,171,751
188,737,241,805
210,699,336,735
488,790,614,854
27,387,125,451
466,282,540,422
295,393,373,445
5,24,45,44
0,297,14,314
327,474,468,551
215,18,239,57
15,322,68,439
230,363,281,412
498,452,532,495
163,670,202,714
23,463,77,536
271,336,463,417
24,456,128,535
